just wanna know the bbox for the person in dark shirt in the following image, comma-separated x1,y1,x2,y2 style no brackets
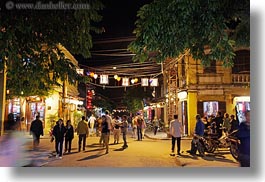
101,115,110,154
237,110,250,167
229,115,239,133
64,120,74,153
30,115,44,149
187,114,205,155
52,119,66,159
213,111,223,138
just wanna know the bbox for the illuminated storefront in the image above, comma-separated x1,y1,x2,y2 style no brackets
233,96,250,123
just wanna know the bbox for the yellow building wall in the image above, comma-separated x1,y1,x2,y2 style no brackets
187,91,197,135
166,53,250,136
186,57,197,85
225,95,235,116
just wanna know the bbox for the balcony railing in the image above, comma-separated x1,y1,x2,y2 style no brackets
232,74,250,83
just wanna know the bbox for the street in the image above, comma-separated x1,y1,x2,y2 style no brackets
24,132,239,167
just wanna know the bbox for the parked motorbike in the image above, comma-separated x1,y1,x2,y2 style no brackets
226,130,239,161
203,127,239,161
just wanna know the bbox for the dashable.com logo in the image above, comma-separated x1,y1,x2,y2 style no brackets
3,1,90,10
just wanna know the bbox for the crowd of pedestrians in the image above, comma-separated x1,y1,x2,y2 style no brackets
42,111,133,158
22,109,250,167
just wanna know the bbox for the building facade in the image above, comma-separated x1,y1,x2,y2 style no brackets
163,49,250,136
5,45,85,134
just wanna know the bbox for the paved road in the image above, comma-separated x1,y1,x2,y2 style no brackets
24,133,239,167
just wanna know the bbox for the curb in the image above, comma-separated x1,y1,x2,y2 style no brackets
144,133,193,141
144,134,171,140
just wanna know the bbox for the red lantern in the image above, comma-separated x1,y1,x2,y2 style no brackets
86,90,93,109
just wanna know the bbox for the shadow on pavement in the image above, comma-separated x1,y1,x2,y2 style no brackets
113,147,125,152
85,148,104,152
77,153,105,161
202,154,236,164
87,143,100,148
175,153,200,160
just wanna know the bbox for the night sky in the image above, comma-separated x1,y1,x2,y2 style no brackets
77,0,154,106
77,0,153,66
94,0,153,39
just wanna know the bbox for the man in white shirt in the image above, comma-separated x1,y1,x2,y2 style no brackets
169,114,182,156
88,114,96,135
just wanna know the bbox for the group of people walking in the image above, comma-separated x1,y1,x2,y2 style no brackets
28,110,250,167
29,115,74,159
29,112,130,159
51,119,74,159
99,111,129,153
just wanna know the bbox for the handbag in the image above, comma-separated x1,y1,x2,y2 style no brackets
50,136,54,143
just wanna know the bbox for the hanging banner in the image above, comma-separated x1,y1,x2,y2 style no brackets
141,78,149,86
150,78,158,87
122,77,129,86
100,75,109,84
76,69,84,75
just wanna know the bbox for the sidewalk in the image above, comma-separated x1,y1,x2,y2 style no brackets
23,134,55,167
0,132,54,167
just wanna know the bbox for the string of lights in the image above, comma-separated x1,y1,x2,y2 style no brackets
88,81,142,88
78,36,163,89
79,61,162,77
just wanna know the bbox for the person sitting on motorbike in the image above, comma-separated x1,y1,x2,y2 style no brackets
187,114,205,155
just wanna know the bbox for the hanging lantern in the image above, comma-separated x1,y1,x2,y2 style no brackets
117,77,121,81
76,69,84,75
131,79,135,84
114,74,118,80
90,72,95,77
122,77,129,86
100,74,109,84
150,78,158,87
141,78,149,86
94,74,98,79
86,90,93,109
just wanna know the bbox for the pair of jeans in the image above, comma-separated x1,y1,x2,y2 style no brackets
102,132,110,153
78,134,86,151
33,134,41,148
171,136,181,154
65,138,72,153
122,132,127,147
137,126,142,140
55,140,64,156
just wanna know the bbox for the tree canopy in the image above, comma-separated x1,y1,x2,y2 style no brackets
0,0,104,98
128,0,250,67
122,86,152,114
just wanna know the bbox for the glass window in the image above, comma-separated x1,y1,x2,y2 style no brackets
204,61,216,73
203,101,219,117
232,50,250,73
